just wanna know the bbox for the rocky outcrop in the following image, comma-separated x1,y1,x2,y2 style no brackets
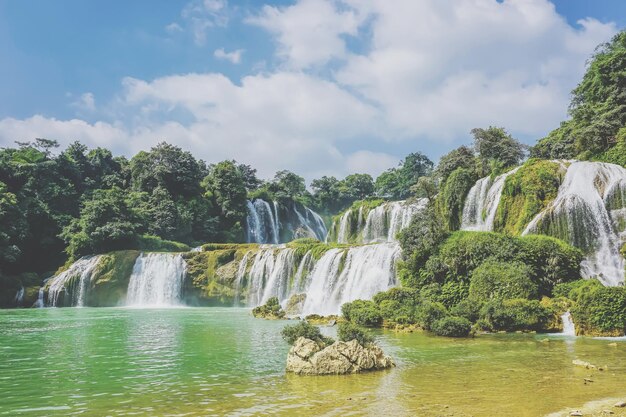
286,337,394,375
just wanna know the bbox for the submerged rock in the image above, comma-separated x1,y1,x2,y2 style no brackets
286,337,394,375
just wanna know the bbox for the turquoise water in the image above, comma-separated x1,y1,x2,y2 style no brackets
1,308,625,416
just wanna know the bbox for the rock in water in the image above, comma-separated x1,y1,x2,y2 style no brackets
286,337,395,375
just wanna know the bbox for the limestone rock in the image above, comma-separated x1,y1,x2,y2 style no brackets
284,293,306,316
286,337,395,375
614,401,626,408
572,359,597,370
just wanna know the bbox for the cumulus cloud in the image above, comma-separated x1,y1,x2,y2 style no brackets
214,48,244,64
247,0,363,69
0,0,618,182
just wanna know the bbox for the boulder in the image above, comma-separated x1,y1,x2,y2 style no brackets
286,337,395,375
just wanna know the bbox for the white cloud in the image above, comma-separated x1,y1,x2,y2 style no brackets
165,22,183,34
180,0,229,45
247,0,363,69
0,0,618,182
71,92,96,112
214,48,244,64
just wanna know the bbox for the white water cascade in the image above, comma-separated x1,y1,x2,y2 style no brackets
245,199,327,243
301,243,401,316
523,161,626,286
335,199,427,244
46,256,102,307
14,286,24,304
126,253,187,307
238,242,401,315
461,168,520,231
561,311,576,336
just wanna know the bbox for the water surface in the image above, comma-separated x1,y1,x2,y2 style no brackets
1,308,625,416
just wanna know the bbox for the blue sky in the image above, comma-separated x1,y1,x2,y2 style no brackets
0,0,624,181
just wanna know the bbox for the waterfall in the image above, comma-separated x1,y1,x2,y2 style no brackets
301,243,401,316
245,199,327,243
35,278,49,308
14,287,24,305
562,311,576,336
233,251,251,306
461,168,520,231
245,199,279,244
333,199,426,244
126,253,187,307
46,256,102,307
237,242,401,316
523,162,626,286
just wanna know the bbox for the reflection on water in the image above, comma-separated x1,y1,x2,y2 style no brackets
0,308,625,417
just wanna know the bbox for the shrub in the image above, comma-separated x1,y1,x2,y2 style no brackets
341,299,383,327
415,301,448,330
469,260,537,301
337,322,374,346
450,299,482,322
252,297,285,319
281,321,334,346
137,235,191,252
553,278,603,300
431,316,472,337
480,298,551,332
571,286,626,336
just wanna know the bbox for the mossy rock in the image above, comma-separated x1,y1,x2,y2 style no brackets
89,251,140,306
493,159,566,235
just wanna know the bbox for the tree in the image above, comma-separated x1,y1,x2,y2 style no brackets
471,127,526,175
375,152,434,199
339,174,374,201
435,146,477,182
62,187,142,259
204,160,248,224
311,176,340,213
271,170,307,199
238,163,262,191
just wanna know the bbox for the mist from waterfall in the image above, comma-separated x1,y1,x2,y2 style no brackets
126,253,187,307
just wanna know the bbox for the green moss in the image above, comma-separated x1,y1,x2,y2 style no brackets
493,159,565,235
327,199,386,243
90,251,140,306
437,168,477,231
137,235,191,252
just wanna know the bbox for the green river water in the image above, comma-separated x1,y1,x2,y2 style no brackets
1,307,625,416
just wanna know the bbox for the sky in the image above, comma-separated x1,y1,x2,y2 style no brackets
0,0,624,182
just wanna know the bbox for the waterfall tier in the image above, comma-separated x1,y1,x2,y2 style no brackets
461,161,626,286
126,253,187,307
561,311,576,336
238,242,401,315
45,256,102,307
330,199,427,244
245,199,327,244
461,168,520,231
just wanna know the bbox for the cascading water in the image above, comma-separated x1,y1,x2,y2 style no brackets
301,243,401,316
334,199,427,244
236,242,401,316
45,256,102,307
561,311,576,336
522,161,626,286
126,253,187,307
14,286,24,304
461,168,520,231
245,200,279,244
245,199,327,243
233,251,251,306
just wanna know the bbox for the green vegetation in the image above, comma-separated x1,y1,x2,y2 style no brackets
337,322,374,346
431,316,472,337
252,297,286,319
281,321,334,346
89,251,140,307
493,160,565,235
341,299,383,327
531,32,626,165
